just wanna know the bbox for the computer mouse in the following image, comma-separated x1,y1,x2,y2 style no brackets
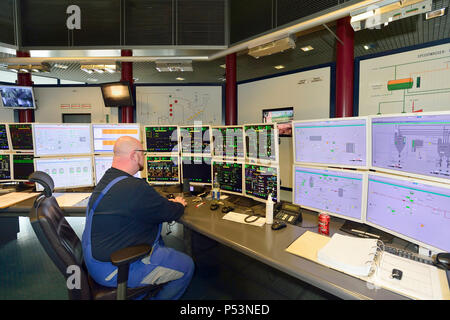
434,253,450,270
271,221,287,230
222,206,234,213
210,203,219,211
166,193,175,199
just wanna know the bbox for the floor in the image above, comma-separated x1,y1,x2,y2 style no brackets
0,201,337,300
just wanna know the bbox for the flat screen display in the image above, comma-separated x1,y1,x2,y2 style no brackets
180,126,211,154
0,124,9,150
262,107,293,137
12,154,34,181
92,124,140,153
100,82,134,107
0,154,11,181
145,126,178,153
146,155,180,184
94,156,140,184
212,126,244,159
0,85,36,109
244,164,279,202
8,124,33,151
244,124,277,162
181,155,212,184
212,160,243,194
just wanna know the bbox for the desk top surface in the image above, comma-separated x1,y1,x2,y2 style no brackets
0,188,432,300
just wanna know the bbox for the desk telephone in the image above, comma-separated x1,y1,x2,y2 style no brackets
274,202,302,225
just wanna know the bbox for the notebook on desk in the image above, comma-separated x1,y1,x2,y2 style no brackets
286,231,450,300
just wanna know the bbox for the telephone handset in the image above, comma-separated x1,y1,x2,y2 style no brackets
274,202,302,225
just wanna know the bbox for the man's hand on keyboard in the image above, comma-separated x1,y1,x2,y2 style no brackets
169,196,187,207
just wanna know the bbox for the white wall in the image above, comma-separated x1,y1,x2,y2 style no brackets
34,87,118,123
238,66,331,188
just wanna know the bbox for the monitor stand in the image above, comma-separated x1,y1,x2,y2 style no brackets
339,220,394,244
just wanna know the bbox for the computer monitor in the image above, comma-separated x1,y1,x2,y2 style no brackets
244,123,278,163
212,126,244,159
144,125,179,153
93,155,141,185
0,85,36,109
181,155,212,185
244,164,279,202
100,82,134,107
293,165,366,223
146,155,180,184
0,124,9,151
33,123,92,157
212,160,243,195
8,124,34,151
179,126,211,155
34,157,94,190
366,172,450,253
371,112,450,183
12,154,35,181
262,107,294,137
293,117,369,168
0,154,11,181
92,124,141,153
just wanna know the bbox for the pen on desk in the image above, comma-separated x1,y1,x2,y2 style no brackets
195,202,205,208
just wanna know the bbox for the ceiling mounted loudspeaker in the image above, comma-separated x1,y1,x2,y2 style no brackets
247,36,296,59
350,0,433,31
155,60,193,72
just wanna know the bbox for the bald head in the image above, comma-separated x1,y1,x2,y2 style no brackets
112,136,145,175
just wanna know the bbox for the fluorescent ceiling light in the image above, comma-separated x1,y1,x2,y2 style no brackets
220,64,226,68
53,63,69,69
301,46,314,52
274,65,285,70
87,78,98,82
350,10,375,23
176,77,185,81
426,8,446,19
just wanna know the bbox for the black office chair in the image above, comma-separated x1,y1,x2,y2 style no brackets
28,171,164,300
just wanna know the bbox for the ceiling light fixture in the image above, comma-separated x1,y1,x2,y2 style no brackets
248,35,296,59
274,65,285,70
176,77,185,81
7,63,50,73
155,60,193,72
80,64,117,74
426,7,446,19
301,46,314,52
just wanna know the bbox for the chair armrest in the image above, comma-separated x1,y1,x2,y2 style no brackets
110,244,152,267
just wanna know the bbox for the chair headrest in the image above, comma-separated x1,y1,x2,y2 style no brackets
29,171,54,197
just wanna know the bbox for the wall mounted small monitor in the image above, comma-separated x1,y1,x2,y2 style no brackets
33,123,92,157
244,164,279,202
93,155,141,185
34,157,94,191
0,85,36,109
244,123,278,163
181,155,212,185
366,172,450,253
371,112,450,183
262,107,294,137
145,126,179,153
12,154,34,181
100,82,134,107
8,124,34,151
212,160,243,195
293,165,366,223
0,124,9,151
0,154,11,181
293,117,369,168
212,126,244,159
92,123,141,153
180,126,211,155
146,155,180,184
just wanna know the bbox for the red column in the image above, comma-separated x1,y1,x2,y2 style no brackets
16,51,34,123
335,17,354,118
225,53,237,125
120,49,134,123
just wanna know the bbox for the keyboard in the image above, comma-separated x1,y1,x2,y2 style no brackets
384,246,434,265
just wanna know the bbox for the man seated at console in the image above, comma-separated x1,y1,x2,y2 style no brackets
81,136,194,299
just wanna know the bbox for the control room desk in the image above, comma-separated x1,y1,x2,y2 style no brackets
0,191,410,300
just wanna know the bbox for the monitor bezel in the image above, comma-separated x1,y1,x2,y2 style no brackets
0,153,12,182
32,123,93,157
291,164,367,223
143,125,180,154
365,171,450,253
211,125,245,160
0,84,37,110
180,154,213,186
369,110,450,185
91,123,142,154
211,158,244,196
34,156,95,191
7,123,34,152
243,163,280,203
145,154,180,185
11,153,35,182
292,116,370,169
179,125,212,156
244,122,279,165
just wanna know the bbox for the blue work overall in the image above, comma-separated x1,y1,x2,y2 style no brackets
81,176,194,300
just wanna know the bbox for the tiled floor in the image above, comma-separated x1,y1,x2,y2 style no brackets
0,215,336,300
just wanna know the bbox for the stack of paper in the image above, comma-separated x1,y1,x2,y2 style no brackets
317,233,378,277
